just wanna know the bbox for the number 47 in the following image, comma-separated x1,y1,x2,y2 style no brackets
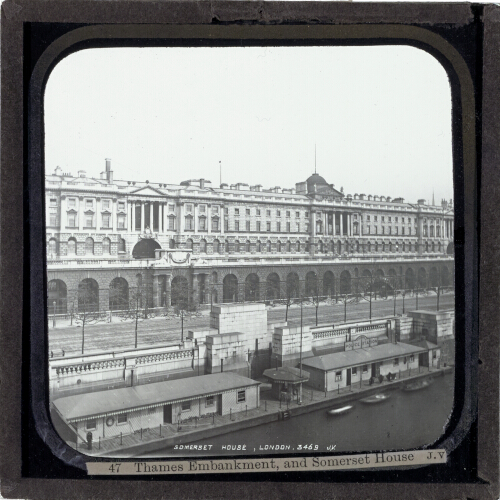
108,463,121,473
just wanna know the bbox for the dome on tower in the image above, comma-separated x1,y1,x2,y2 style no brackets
306,173,329,191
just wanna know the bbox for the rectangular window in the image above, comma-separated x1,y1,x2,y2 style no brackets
277,222,281,232
305,223,310,232
102,199,110,210
199,218,206,231
388,227,391,235
388,216,391,222
49,198,57,207
266,222,271,231
237,390,246,403
185,217,193,230
68,214,76,227
335,371,342,381
367,215,370,221
403,357,407,364
117,413,127,424
246,221,250,231
86,199,93,209
224,207,229,215
395,217,398,222
410,355,414,363
362,365,368,373
374,216,378,222
265,209,270,216
118,201,125,211
367,225,370,235
382,226,385,235
256,209,261,216
277,210,281,217
181,401,191,411
286,222,291,232
68,198,76,208
393,357,399,366
224,219,229,232
402,227,405,235
433,350,437,359
354,214,358,220
374,226,378,235
118,216,125,229
296,223,300,232
85,215,93,227
235,208,240,216
352,367,357,376
395,227,398,235
49,212,57,226
185,204,193,212
102,214,110,228
256,221,261,232
381,216,385,222
246,208,250,215
199,205,206,213
168,217,175,231
212,205,219,214
296,211,300,218
148,407,156,414
286,211,290,217
211,219,219,231
235,221,240,231
169,204,175,212
401,217,404,223
305,211,309,218
86,419,97,430
206,396,214,407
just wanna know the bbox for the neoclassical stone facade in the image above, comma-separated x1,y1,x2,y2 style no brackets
46,160,454,314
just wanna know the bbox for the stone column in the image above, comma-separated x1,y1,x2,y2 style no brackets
163,203,167,233
193,204,198,234
60,195,67,229
95,197,101,229
192,273,199,307
417,209,424,255
112,198,116,232
131,202,135,232
140,202,145,233
149,202,154,230
76,196,84,231
208,205,212,234
340,212,344,237
179,203,185,233
158,203,163,233
165,274,172,309
153,274,160,308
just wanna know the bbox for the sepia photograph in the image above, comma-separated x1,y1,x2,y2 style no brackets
43,43,456,460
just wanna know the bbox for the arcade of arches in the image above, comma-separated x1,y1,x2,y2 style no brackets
47,262,453,314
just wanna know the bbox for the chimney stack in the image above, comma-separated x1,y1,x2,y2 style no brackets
105,158,113,184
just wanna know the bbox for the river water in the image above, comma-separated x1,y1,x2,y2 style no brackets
144,372,454,458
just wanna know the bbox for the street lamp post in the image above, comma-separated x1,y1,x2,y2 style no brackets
299,296,303,405
52,301,57,328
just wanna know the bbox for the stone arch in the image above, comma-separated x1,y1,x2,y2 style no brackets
256,240,262,252
277,240,282,253
169,239,176,249
234,240,240,253
118,238,126,252
266,273,281,301
286,272,300,299
78,278,99,312
286,240,291,253
223,274,239,303
213,239,220,254
267,240,272,252
405,268,416,289
305,271,318,297
245,240,251,253
441,266,450,286
47,279,67,314
132,238,161,259
418,267,427,288
430,267,439,287
185,238,193,250
200,239,207,253
340,270,351,294
318,240,324,253
109,277,129,310
245,274,260,302
171,275,189,307
297,240,301,252
447,242,454,255
323,271,334,297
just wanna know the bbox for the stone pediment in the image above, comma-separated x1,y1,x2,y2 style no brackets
130,186,165,197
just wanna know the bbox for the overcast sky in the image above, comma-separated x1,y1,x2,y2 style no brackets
44,45,453,204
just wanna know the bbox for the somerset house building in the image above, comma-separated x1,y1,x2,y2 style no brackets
46,160,455,315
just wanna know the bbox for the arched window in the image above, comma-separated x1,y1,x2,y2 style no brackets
109,277,129,310
47,279,67,314
169,239,176,249
257,240,261,252
297,240,300,252
337,241,341,254
286,240,291,252
85,237,94,255
213,239,220,254
277,241,281,253
102,237,111,254
200,239,207,253
430,226,434,237
67,237,76,255
225,240,230,253
118,238,126,253
186,238,193,250
318,240,323,253
234,240,240,253
245,240,251,253
267,240,272,252
47,238,58,256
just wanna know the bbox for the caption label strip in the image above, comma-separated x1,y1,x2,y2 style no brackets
87,449,447,475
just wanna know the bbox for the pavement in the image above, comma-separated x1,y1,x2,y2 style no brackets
73,364,452,458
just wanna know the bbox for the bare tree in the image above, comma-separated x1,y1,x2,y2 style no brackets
74,280,105,354
120,284,154,349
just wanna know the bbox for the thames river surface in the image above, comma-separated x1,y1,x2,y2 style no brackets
143,372,454,458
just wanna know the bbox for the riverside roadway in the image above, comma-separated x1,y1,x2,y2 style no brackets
48,293,454,356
